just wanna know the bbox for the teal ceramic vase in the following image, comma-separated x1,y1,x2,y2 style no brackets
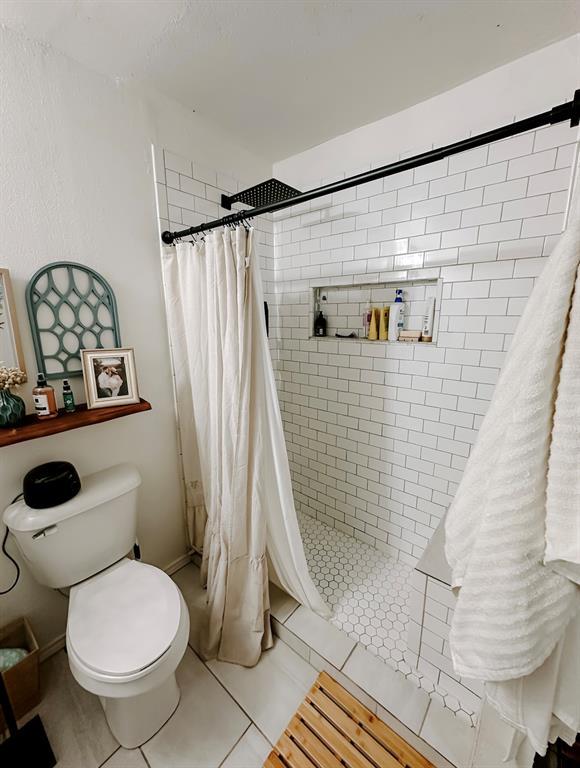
0,389,26,428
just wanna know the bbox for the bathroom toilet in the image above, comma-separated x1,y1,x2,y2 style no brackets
3,463,189,748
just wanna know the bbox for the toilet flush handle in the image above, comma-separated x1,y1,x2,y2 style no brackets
32,525,58,540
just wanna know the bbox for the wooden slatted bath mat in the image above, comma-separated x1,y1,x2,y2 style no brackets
265,671,434,768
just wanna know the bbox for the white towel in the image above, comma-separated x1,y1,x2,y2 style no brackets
445,190,580,761
544,256,580,586
445,192,580,682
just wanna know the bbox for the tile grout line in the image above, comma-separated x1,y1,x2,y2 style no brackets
139,746,153,768
217,722,253,768
281,601,301,624
339,641,358,671
97,745,121,768
188,642,276,748
418,699,432,738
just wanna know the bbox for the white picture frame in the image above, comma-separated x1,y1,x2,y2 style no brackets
81,347,140,409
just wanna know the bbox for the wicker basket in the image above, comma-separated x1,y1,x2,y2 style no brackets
0,617,40,729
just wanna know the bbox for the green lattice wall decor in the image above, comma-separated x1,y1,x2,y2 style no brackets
26,262,121,380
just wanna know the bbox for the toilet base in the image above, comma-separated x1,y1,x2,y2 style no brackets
99,673,180,748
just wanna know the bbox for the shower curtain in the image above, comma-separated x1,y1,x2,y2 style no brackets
162,226,328,666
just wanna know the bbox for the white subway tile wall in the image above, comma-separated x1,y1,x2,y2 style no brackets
271,124,579,562
155,148,275,303
407,571,483,718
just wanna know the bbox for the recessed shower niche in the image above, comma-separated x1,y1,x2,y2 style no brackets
311,277,442,343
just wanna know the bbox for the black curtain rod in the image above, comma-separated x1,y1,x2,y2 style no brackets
161,89,580,245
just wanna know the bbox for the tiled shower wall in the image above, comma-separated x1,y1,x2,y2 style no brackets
271,121,579,565
154,148,275,300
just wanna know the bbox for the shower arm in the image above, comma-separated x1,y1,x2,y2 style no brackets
161,88,580,245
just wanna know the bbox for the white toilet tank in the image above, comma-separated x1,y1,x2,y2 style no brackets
3,463,141,588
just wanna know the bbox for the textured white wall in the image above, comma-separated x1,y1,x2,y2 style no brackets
0,27,269,649
274,36,580,188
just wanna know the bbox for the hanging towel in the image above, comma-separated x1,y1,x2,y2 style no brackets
445,192,580,683
544,248,580,586
445,189,580,760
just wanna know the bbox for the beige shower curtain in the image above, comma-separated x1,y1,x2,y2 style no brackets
162,226,328,667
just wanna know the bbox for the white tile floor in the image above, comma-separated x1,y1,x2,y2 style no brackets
299,511,413,666
298,511,479,727
22,562,468,768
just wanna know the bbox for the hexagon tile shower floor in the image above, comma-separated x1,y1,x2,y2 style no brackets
298,512,478,727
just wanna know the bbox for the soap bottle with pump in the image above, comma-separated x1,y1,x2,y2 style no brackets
33,373,58,420
62,379,76,413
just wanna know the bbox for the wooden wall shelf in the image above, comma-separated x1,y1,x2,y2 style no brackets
0,399,151,448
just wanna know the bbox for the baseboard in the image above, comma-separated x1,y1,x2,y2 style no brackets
38,552,194,661
164,551,194,576
39,633,66,662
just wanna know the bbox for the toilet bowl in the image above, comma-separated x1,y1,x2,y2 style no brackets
2,464,190,750
66,558,190,748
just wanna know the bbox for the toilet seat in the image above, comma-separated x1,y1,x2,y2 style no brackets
67,559,182,680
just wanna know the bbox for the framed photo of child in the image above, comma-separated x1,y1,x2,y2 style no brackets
81,348,139,409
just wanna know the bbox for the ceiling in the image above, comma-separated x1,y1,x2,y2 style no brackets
1,0,579,161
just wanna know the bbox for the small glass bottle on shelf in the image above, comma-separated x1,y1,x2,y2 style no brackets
62,379,76,413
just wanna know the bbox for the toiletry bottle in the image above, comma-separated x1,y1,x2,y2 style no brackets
368,307,379,340
421,297,435,342
396,289,406,338
363,304,372,338
388,294,401,341
379,306,389,340
33,373,58,420
387,288,405,341
314,310,327,337
62,379,76,413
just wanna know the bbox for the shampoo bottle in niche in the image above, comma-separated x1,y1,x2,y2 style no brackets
33,373,58,420
62,379,76,413
388,289,405,341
